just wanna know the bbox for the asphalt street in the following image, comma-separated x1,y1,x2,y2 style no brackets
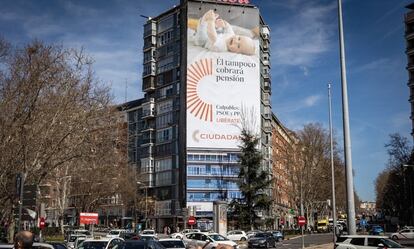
239,233,333,249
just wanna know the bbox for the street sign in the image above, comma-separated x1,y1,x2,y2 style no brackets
39,217,45,229
298,216,306,226
79,212,98,225
188,216,196,226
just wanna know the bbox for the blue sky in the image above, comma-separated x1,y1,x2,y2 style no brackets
0,0,411,202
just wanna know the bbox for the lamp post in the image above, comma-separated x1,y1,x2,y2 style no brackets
136,181,148,229
337,0,356,235
328,83,337,242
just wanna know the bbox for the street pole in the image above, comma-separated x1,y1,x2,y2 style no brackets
337,0,356,235
18,173,26,232
328,84,337,241
300,171,304,249
145,187,148,229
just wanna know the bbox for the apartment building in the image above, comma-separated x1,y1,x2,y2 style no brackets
123,0,272,231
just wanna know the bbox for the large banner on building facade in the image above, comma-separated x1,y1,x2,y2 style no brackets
186,1,260,149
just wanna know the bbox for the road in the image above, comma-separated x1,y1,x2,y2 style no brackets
240,233,333,249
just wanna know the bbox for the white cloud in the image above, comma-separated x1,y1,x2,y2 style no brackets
271,1,337,67
275,94,323,114
304,94,322,107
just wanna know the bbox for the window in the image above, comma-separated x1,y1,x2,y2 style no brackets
156,171,172,186
350,238,365,246
157,56,176,74
158,30,174,46
368,238,381,247
158,15,174,33
158,84,174,99
157,100,173,115
155,158,172,172
156,113,173,128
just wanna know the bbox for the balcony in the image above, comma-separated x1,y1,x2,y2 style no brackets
142,75,156,92
143,21,156,38
407,47,414,56
142,98,155,119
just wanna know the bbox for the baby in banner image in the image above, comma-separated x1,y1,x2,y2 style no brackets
192,10,258,56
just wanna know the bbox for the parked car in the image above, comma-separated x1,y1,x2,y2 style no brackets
140,230,158,239
106,229,129,238
78,237,125,249
391,229,414,240
124,240,165,249
120,232,139,240
1,242,68,249
171,229,201,239
158,239,185,249
247,232,276,248
183,232,238,249
140,235,158,241
226,230,247,241
335,235,405,249
67,234,87,249
74,237,87,249
246,230,263,239
268,231,284,242
369,225,385,236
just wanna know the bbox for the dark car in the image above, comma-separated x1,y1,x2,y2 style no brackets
121,232,139,240
370,225,384,235
248,232,276,248
269,231,284,242
125,240,165,249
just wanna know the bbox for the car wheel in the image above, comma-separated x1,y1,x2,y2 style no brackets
240,237,246,241
278,237,282,242
392,235,399,240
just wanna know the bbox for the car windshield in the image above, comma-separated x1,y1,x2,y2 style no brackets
109,231,120,235
382,239,404,248
209,234,228,241
78,241,108,249
159,241,185,248
254,233,268,238
142,231,154,234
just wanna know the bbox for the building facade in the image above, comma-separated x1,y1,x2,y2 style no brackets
405,3,414,138
270,114,296,229
125,0,273,231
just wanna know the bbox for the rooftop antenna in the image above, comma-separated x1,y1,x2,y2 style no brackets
140,14,151,20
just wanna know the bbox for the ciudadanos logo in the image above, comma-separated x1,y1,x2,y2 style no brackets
187,58,214,122
192,129,241,143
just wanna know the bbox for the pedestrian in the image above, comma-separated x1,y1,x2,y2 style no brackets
14,231,34,249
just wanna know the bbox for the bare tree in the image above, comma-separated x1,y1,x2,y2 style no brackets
0,39,125,238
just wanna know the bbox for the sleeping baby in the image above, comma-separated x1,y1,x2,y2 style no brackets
193,10,257,56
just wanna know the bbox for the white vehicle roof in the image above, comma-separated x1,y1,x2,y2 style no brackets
339,235,389,239
159,238,184,242
84,237,113,242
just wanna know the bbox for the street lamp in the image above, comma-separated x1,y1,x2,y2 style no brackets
136,181,148,229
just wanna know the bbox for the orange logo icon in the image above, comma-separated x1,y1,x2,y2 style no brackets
187,58,213,122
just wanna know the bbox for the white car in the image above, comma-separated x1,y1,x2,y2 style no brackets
158,238,186,249
171,229,201,239
78,237,125,249
106,229,128,238
227,230,247,241
140,229,158,238
183,232,238,249
67,234,87,249
391,229,414,240
336,235,405,249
